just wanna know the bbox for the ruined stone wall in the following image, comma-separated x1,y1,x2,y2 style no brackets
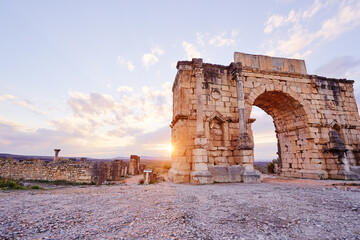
0,159,93,183
169,52,360,184
0,156,144,184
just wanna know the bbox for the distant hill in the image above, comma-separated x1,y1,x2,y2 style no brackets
254,161,270,173
0,153,54,161
0,153,171,162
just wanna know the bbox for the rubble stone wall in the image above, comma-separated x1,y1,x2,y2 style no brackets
0,156,146,184
0,159,93,183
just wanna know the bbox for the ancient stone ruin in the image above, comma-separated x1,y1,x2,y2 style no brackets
54,149,61,162
0,154,145,185
168,52,360,184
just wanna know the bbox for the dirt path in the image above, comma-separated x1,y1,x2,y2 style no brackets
123,174,143,186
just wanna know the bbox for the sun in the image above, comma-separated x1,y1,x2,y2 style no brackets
166,144,173,152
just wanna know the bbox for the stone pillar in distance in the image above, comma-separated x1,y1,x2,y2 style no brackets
190,59,213,184
54,149,61,162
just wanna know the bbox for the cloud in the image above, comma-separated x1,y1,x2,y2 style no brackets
142,53,158,69
0,118,136,157
316,1,360,41
263,1,360,57
0,82,171,157
182,41,201,60
142,45,165,69
117,86,134,93
117,56,125,64
196,32,206,47
314,56,360,78
264,0,325,34
231,29,240,38
151,45,165,56
0,94,44,115
44,81,173,156
127,62,135,72
209,32,236,47
182,29,239,60
302,0,323,18
117,56,135,72
253,142,278,161
264,10,297,33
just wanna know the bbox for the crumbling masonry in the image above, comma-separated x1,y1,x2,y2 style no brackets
168,52,360,184
0,155,145,185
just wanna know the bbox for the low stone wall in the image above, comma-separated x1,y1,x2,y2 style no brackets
0,159,93,183
0,157,147,184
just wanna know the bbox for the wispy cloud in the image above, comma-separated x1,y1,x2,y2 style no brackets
0,94,44,115
263,0,360,58
314,56,360,78
182,29,240,60
117,56,135,72
264,0,325,34
117,86,134,93
209,32,236,47
142,45,165,69
182,41,201,60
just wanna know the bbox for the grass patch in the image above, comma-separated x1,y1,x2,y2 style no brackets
30,179,91,185
0,178,44,190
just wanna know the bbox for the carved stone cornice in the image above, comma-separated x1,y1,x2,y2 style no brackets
170,114,188,127
193,67,204,78
229,62,242,81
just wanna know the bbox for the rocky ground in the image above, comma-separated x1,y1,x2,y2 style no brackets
0,175,359,240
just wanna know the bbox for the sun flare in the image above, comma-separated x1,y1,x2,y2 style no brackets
166,144,173,152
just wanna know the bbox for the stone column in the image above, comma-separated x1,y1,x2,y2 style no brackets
190,59,213,184
232,64,253,149
54,149,61,162
231,63,260,183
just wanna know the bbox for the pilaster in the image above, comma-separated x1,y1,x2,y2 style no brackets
190,60,213,184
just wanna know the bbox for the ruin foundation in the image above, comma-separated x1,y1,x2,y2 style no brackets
168,52,360,184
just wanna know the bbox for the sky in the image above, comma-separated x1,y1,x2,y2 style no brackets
0,0,360,160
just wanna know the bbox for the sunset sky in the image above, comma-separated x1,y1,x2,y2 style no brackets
1,0,360,160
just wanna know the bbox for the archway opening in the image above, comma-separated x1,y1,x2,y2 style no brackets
250,106,277,163
249,90,308,176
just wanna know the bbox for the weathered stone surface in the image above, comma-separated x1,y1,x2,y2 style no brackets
169,52,360,184
128,155,140,175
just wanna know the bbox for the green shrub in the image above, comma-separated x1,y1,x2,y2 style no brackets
267,158,279,174
267,161,275,174
0,178,44,190
32,179,88,185
0,178,25,190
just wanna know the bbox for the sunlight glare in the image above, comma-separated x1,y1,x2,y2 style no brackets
166,144,173,152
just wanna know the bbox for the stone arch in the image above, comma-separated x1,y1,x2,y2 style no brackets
248,88,313,177
246,84,311,120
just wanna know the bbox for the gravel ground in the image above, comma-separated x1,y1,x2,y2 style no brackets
0,176,359,240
